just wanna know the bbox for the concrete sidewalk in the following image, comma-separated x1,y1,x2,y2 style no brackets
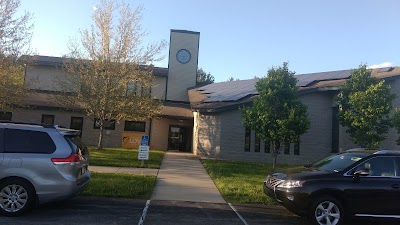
151,151,225,203
89,165,159,176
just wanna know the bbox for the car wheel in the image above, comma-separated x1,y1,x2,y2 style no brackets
309,196,343,225
0,178,36,217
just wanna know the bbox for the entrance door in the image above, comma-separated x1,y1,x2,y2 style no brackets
168,126,191,152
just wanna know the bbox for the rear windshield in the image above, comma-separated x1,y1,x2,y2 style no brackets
311,152,371,172
65,135,88,156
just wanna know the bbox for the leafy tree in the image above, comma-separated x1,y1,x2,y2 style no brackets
392,108,400,145
241,62,310,169
196,68,214,84
59,0,166,149
0,0,33,109
337,65,396,148
227,77,239,81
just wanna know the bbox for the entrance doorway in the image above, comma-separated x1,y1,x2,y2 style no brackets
168,126,192,152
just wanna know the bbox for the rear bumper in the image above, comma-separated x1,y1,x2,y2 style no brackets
37,171,90,204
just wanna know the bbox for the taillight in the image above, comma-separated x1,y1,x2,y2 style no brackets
51,153,82,165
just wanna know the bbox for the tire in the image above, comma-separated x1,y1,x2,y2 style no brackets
0,178,36,217
309,196,344,225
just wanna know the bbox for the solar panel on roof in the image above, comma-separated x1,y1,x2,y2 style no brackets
378,67,394,73
296,80,314,87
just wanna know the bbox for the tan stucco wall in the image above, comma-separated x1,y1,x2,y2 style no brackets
150,117,193,151
9,108,151,148
194,112,221,157
166,31,199,102
152,76,167,100
24,65,79,92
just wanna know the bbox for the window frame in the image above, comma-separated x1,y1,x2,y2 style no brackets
254,133,260,152
124,121,146,132
0,112,12,121
93,118,116,130
244,128,251,152
284,143,290,155
41,114,55,125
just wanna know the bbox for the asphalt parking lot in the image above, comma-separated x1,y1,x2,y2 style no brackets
1,196,399,225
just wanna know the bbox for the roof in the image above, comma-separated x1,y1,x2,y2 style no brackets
19,55,169,77
190,67,400,112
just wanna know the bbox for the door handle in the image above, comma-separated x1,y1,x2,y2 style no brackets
391,184,400,189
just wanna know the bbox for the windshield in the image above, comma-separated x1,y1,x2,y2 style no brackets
310,152,371,172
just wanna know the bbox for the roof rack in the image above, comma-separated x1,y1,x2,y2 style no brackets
0,120,56,129
374,150,400,155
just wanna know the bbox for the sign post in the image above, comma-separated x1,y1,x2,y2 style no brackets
138,135,149,167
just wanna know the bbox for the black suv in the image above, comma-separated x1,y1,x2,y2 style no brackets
264,149,400,225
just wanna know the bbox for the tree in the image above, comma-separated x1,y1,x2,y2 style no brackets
337,65,396,148
60,0,166,149
226,77,239,81
196,68,214,84
0,0,33,109
392,108,400,145
241,62,310,169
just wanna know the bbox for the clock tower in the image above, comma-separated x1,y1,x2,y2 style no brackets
166,30,200,102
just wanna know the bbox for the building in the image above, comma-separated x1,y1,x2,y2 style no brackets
189,68,400,164
2,28,400,164
1,30,200,152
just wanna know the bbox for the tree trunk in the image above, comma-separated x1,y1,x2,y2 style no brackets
97,125,104,150
272,141,281,171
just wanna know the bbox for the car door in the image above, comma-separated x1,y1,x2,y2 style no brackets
344,156,400,216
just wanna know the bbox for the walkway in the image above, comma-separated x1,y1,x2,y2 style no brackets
89,165,159,176
151,151,225,203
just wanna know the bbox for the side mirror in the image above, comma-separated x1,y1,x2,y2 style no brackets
352,169,370,182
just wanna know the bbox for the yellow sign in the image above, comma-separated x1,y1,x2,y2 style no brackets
122,132,145,149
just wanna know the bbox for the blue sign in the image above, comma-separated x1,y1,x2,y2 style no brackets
141,135,149,146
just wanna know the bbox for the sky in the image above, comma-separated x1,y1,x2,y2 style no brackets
20,0,400,82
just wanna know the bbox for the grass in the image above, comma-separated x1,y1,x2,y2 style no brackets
88,147,165,169
201,159,297,205
82,172,157,199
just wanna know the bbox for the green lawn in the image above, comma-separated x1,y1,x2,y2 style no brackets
82,172,156,199
88,147,165,169
201,159,296,205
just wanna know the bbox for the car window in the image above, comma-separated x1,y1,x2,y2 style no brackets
4,128,56,154
354,157,396,177
311,152,369,172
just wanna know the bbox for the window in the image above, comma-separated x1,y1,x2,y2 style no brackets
294,142,300,155
93,118,115,130
70,117,84,137
265,141,270,153
284,143,290,154
41,114,54,125
331,106,339,153
254,134,260,152
354,157,396,177
0,112,12,121
70,117,84,130
4,129,56,153
244,128,251,152
127,80,151,97
124,121,146,132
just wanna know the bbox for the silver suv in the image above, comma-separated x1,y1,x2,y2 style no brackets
0,121,90,216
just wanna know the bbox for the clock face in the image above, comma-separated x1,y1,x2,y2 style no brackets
176,49,191,64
